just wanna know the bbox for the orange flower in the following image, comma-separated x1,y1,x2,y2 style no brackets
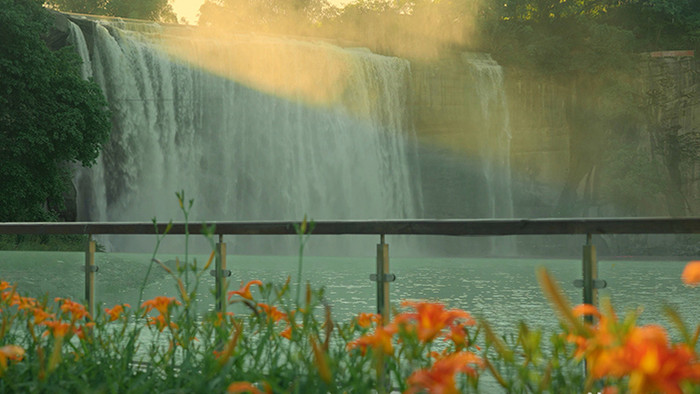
55,298,90,321
10,294,36,310
141,296,180,316
444,321,472,348
681,261,700,286
395,301,474,343
0,345,24,362
0,345,24,373
280,325,292,340
572,310,700,393
346,325,396,356
105,304,130,322
227,381,263,394
620,325,700,393
32,307,55,325
257,303,286,323
147,315,179,332
74,322,96,339
406,351,483,394
355,312,381,328
43,320,72,338
0,281,11,291
228,280,263,301
572,304,602,320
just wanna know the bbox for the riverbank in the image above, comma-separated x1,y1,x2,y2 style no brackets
0,234,104,252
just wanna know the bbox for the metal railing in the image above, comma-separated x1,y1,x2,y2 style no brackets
1,217,699,320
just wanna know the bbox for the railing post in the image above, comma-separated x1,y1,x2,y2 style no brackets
574,234,607,323
215,234,228,314
376,234,391,325
373,234,394,392
582,233,597,323
84,234,96,318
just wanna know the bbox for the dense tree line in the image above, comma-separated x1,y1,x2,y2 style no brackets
0,0,111,222
45,0,177,23
196,0,699,66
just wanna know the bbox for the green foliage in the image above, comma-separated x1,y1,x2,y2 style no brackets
0,234,101,251
480,0,699,74
0,0,111,222
198,0,330,32
1,198,700,392
605,0,700,52
46,0,177,23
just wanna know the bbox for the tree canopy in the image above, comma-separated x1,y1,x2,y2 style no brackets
196,0,699,65
46,0,177,23
0,0,111,221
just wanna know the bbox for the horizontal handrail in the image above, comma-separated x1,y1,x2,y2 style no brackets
0,217,699,236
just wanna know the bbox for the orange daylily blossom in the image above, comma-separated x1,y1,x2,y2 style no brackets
406,351,484,394
0,281,11,291
572,304,602,320
0,345,24,365
280,325,292,340
346,324,397,356
105,304,130,322
257,303,287,323
567,303,700,393
9,294,36,310
395,301,475,343
602,325,700,394
32,307,55,325
43,320,72,338
567,304,618,362
141,296,180,316
228,280,263,301
444,321,475,349
147,315,179,332
55,298,90,321
74,322,96,340
681,261,700,286
227,381,264,394
356,312,381,328
0,345,24,375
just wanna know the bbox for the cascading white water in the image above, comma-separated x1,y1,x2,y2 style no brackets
462,53,516,254
65,17,517,256
68,18,421,253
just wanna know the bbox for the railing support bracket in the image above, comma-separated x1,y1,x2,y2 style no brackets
370,273,396,282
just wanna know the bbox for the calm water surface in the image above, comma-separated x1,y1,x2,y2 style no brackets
1,251,698,338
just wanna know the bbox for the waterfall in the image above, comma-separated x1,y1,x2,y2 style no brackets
462,53,515,255
67,17,421,253
65,16,516,256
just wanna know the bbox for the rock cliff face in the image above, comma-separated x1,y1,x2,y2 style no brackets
645,54,700,216
409,51,699,255
410,50,699,220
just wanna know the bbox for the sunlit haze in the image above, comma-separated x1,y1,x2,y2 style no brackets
172,0,351,24
172,0,204,24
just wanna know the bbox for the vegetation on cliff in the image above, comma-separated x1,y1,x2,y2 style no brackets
195,0,698,65
0,0,111,223
45,0,177,23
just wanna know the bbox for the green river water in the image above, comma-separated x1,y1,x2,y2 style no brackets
1,250,698,337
